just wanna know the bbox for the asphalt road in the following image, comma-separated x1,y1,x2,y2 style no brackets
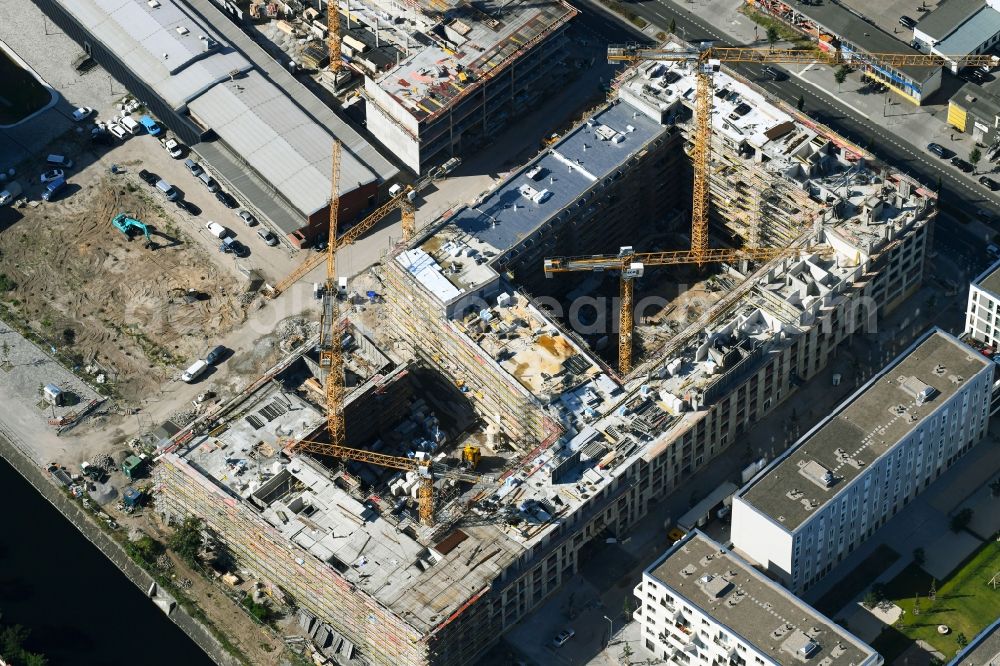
573,0,1000,220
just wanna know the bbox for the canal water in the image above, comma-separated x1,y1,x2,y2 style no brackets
0,455,214,665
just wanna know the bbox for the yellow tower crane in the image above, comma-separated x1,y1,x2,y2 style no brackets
606,44,1000,266
286,437,481,525
327,0,341,74
322,141,346,446
544,245,832,376
265,186,417,298
285,142,479,525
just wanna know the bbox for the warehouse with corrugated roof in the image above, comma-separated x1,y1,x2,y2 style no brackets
30,0,398,246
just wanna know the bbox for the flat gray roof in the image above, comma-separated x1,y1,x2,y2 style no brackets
189,70,378,219
648,532,876,666
975,257,1000,297
937,6,1000,56
444,100,664,253
916,0,984,41
950,82,1000,125
953,619,1000,666
739,330,990,531
794,1,931,80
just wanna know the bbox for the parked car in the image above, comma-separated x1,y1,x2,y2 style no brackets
138,114,162,136
46,154,73,168
161,137,183,158
155,179,178,201
237,210,257,226
138,169,159,185
119,116,140,134
42,176,67,202
198,172,220,192
215,190,238,208
107,121,128,140
926,142,948,158
175,199,200,215
951,157,974,173
257,229,279,246
40,169,64,184
184,158,203,177
90,125,112,145
898,15,916,29
71,107,94,122
181,359,209,383
219,236,249,257
0,181,23,206
205,221,229,238
553,629,575,648
205,345,226,365
980,175,999,191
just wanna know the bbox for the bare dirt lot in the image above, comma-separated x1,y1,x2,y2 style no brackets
0,174,249,397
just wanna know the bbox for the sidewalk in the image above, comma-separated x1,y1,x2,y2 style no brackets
804,430,1000,616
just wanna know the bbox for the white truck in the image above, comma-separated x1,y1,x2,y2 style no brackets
0,181,23,206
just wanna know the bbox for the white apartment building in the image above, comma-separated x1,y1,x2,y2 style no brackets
731,329,992,593
635,531,881,666
966,258,1000,349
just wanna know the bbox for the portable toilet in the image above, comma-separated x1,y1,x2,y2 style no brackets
43,383,63,406
122,454,147,481
123,486,143,508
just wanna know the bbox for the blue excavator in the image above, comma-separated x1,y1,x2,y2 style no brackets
112,213,156,249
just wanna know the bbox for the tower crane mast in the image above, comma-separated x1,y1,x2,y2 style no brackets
607,44,998,267
544,245,832,376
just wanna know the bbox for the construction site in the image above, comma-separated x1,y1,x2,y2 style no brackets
0,172,251,397
151,37,938,666
248,0,577,174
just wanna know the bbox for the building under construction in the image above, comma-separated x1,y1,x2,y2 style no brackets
154,39,936,666
351,0,577,173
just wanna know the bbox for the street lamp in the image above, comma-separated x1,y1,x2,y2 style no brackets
603,615,613,646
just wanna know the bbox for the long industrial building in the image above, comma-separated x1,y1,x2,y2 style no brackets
154,39,938,666
731,329,992,594
31,0,398,246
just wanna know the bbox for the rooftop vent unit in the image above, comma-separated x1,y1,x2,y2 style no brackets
176,26,190,35
900,376,937,404
148,0,161,6
932,363,946,376
799,460,835,489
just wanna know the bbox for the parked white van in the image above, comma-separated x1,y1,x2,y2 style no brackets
181,359,208,383
119,116,140,135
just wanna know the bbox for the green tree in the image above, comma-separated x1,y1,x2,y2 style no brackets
622,596,634,621
929,578,937,601
767,26,780,48
970,147,983,173
622,642,634,664
126,534,164,566
913,593,921,616
796,95,805,112
835,66,849,91
957,633,968,648
950,507,974,533
669,17,676,34
862,590,878,609
168,516,204,567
